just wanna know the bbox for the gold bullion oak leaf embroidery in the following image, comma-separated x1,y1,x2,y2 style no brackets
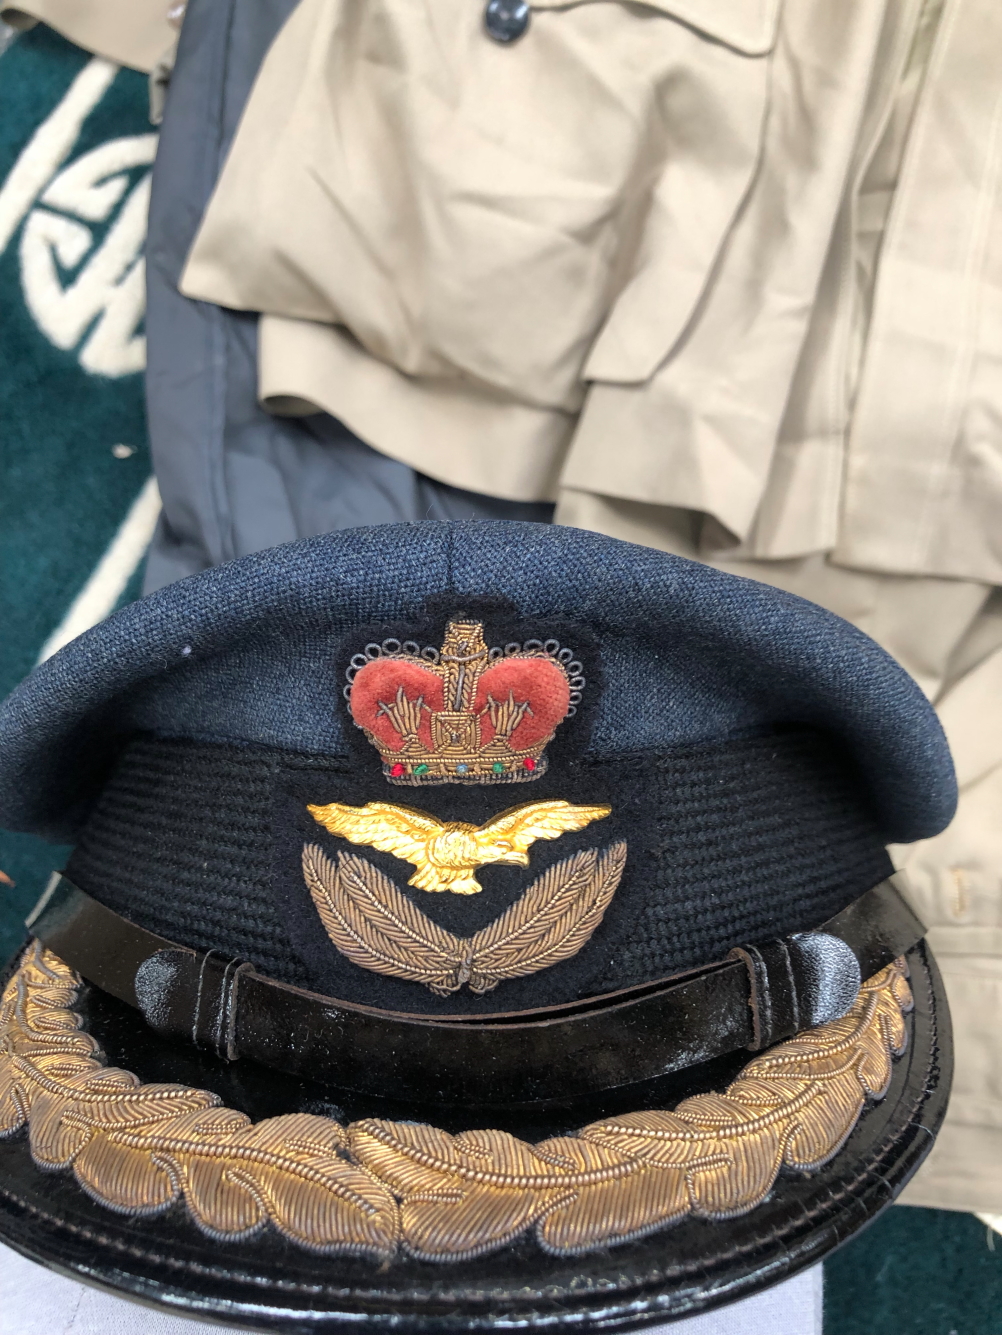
306,798,611,895
302,842,627,995
0,946,912,1261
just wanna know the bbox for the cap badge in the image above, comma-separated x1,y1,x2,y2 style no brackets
303,801,620,994
345,618,584,785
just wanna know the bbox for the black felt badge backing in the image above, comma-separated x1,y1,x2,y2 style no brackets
273,754,627,1016
271,726,893,1017
335,593,602,780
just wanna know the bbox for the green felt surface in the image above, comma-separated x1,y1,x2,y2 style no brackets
0,24,999,1335
827,1205,1002,1334
0,25,151,959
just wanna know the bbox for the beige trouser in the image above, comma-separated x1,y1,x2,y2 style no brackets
558,491,1002,1213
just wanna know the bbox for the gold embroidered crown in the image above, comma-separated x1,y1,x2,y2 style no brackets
345,618,584,785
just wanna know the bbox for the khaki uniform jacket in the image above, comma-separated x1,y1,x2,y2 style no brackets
182,0,1002,587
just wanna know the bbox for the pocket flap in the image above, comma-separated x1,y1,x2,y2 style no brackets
530,0,781,56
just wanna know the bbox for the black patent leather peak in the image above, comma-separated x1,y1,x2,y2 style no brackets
0,940,951,1333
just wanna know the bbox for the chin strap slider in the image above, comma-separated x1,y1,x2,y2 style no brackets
729,932,862,1050
135,948,254,1061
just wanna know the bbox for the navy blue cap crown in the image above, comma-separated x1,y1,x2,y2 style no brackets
0,521,954,843
0,522,955,1014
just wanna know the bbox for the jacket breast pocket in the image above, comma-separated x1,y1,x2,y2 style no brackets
409,0,782,399
183,0,782,411
557,0,782,385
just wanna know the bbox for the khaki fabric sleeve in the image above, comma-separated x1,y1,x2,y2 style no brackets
893,640,1002,1213
834,0,1002,585
258,315,573,505
0,0,177,72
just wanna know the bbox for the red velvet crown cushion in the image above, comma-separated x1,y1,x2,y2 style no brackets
350,656,570,752
473,658,570,748
349,659,444,753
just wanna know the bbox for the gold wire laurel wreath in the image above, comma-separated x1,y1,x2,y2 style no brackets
0,946,912,1260
302,842,628,995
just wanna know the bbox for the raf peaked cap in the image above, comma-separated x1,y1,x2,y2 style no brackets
0,522,953,1330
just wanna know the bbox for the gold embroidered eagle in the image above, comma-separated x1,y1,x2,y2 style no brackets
306,799,612,895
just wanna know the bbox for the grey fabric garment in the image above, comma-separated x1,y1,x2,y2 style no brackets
143,0,552,595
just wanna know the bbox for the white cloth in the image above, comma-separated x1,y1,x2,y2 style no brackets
0,1240,823,1334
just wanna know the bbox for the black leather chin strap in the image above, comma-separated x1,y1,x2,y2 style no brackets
27,873,924,1108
